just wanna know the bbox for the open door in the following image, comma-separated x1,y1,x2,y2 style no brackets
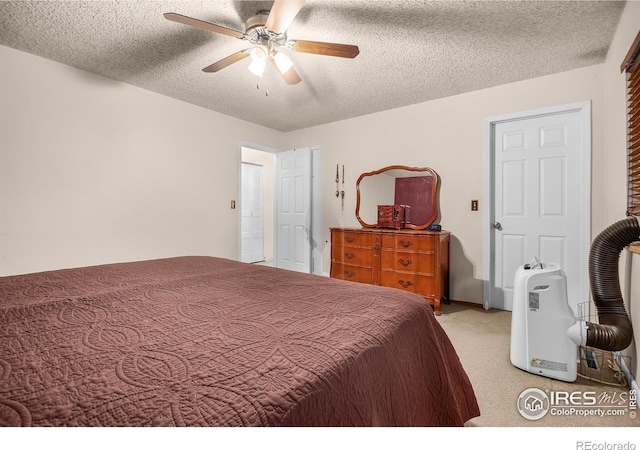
275,147,311,273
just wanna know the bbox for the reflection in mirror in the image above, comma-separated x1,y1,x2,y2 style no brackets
358,173,395,226
355,166,439,229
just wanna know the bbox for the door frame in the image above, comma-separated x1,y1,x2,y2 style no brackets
482,101,591,311
310,146,323,275
238,143,322,275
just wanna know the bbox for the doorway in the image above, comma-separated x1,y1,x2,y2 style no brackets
483,102,591,315
241,146,275,265
240,144,322,274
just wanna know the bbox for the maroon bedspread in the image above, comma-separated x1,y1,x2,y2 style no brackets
0,256,479,426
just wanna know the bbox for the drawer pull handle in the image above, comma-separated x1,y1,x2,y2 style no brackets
345,236,355,243
398,280,413,288
399,258,412,267
345,252,355,259
374,244,380,252
345,271,356,278
399,240,413,248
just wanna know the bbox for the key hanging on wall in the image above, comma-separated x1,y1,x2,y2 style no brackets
335,164,340,197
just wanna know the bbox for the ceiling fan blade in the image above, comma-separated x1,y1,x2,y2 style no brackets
265,0,305,34
164,12,245,39
271,58,302,85
290,40,359,58
203,50,251,73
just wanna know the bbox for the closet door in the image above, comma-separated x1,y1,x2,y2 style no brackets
241,163,264,264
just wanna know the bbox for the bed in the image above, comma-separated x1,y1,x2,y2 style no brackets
0,256,479,426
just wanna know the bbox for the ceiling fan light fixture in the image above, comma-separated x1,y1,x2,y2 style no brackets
165,0,360,87
248,46,267,77
274,52,293,74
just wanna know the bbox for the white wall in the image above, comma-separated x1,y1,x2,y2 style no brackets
285,64,605,304
600,0,640,380
0,45,285,275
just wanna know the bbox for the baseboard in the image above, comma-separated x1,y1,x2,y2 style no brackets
449,299,485,309
615,351,639,391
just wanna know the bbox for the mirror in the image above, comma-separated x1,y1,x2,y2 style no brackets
355,165,439,229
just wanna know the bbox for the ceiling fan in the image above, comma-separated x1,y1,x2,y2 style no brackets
164,0,359,86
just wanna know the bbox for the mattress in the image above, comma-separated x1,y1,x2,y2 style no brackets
0,256,479,426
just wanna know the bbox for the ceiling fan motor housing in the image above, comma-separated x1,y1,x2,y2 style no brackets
245,11,287,48
245,11,269,31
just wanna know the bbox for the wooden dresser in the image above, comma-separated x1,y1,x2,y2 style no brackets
330,227,450,315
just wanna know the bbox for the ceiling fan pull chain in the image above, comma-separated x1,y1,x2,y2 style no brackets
255,79,269,96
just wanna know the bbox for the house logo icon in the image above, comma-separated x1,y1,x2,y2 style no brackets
517,388,550,420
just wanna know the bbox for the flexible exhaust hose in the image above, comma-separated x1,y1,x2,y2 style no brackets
586,216,639,351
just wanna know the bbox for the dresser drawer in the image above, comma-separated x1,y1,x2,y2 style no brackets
332,246,373,267
331,263,375,284
380,270,436,296
332,230,373,248
380,250,436,273
381,234,437,251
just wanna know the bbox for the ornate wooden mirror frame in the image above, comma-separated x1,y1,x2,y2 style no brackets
355,165,439,230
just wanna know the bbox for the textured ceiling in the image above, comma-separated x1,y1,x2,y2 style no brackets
0,0,626,132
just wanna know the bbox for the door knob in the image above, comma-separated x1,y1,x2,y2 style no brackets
493,222,503,230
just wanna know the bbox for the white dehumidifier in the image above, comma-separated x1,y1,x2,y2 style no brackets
509,261,583,382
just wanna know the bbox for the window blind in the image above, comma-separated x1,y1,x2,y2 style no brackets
622,31,640,216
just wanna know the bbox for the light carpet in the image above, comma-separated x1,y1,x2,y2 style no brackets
436,302,638,427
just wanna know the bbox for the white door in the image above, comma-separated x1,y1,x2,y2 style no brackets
486,103,590,314
275,147,311,273
240,163,264,263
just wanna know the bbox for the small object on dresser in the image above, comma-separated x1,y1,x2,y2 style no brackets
377,205,408,229
428,224,441,231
